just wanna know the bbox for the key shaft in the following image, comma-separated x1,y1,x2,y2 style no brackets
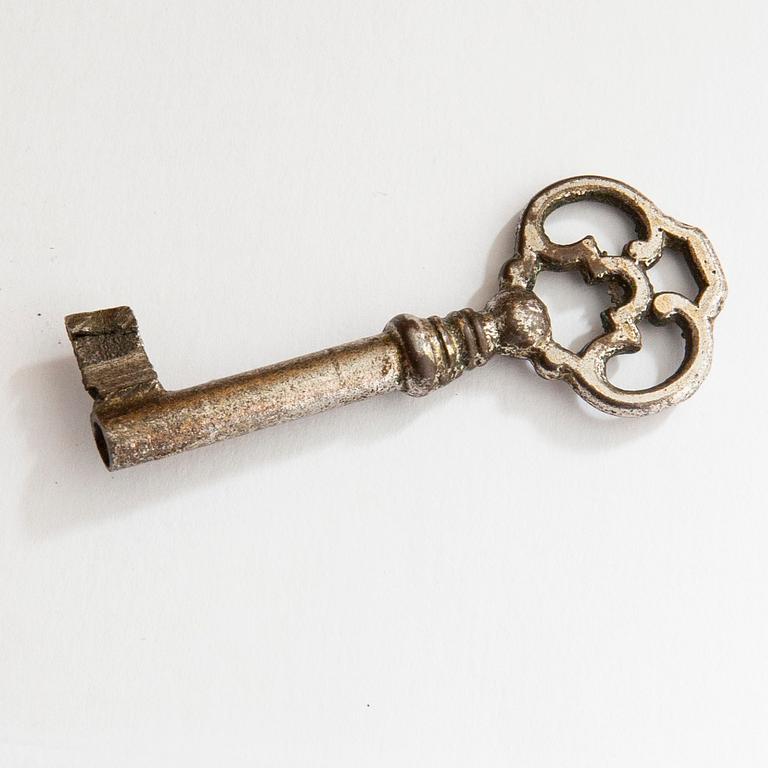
65,299,527,469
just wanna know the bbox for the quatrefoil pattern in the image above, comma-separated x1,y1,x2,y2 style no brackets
500,176,727,416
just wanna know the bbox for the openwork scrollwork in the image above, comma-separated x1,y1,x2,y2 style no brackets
496,176,727,416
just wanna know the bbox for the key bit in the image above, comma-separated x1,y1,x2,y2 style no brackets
65,176,727,470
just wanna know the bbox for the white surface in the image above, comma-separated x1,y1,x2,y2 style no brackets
1,2,767,765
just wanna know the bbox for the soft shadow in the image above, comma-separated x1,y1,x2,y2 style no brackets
466,211,521,310
18,211,672,539
13,357,424,541
461,212,671,449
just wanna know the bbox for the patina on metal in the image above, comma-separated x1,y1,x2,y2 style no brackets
65,176,727,470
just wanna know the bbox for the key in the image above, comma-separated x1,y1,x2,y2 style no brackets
65,176,727,470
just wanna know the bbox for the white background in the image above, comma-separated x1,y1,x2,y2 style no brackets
2,2,767,766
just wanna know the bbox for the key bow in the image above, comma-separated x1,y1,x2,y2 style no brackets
496,175,727,416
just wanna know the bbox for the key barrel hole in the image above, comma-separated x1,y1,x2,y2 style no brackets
92,421,112,469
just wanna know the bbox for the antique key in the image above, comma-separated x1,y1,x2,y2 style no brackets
65,176,727,470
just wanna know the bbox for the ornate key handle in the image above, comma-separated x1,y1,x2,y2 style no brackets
66,176,726,469
489,175,728,415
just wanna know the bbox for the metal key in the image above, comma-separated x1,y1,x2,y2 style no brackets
65,176,727,470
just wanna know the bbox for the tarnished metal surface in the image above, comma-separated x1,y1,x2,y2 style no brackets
65,176,727,470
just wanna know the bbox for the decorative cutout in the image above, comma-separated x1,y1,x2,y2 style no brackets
647,243,702,301
533,270,611,353
606,320,686,391
544,199,639,257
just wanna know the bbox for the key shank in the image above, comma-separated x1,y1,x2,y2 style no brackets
65,290,544,470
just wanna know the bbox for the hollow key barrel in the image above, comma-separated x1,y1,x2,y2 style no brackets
65,299,526,470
